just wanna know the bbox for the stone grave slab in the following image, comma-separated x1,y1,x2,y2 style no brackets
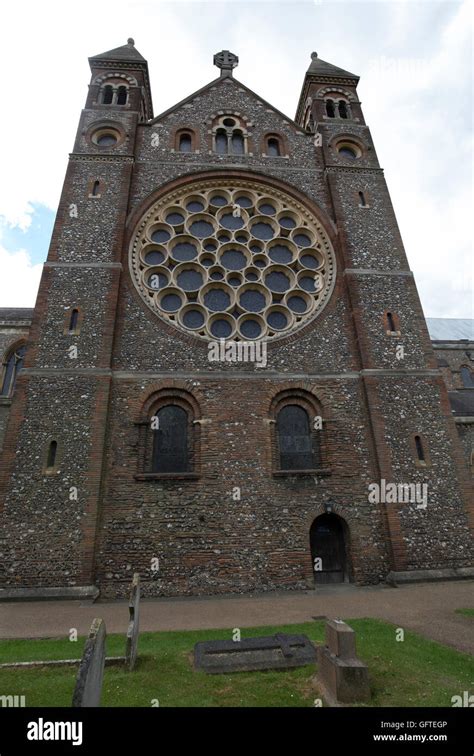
72,618,106,707
125,572,140,671
194,633,316,674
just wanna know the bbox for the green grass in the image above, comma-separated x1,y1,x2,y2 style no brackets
455,608,474,618
0,619,472,707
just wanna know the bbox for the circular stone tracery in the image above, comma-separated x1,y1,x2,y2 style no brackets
130,179,336,341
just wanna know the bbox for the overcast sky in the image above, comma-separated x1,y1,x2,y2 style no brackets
0,0,472,319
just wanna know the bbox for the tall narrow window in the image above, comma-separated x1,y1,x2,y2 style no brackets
358,191,366,207
216,129,228,154
277,405,315,470
386,312,396,332
91,180,101,197
461,366,474,388
1,344,26,397
69,309,79,334
231,131,244,155
414,435,425,462
117,86,128,105
179,133,192,153
339,100,348,119
267,137,281,156
46,440,58,470
102,85,113,104
326,99,335,118
152,405,189,473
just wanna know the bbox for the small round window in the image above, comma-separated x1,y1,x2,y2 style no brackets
92,128,120,147
336,142,361,160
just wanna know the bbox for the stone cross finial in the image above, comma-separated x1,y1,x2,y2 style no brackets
214,50,239,77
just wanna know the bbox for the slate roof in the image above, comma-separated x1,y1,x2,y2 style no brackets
306,52,359,81
89,39,146,63
426,318,474,341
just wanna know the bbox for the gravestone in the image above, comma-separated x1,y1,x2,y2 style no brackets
125,572,140,671
194,632,316,674
72,618,106,707
317,619,370,704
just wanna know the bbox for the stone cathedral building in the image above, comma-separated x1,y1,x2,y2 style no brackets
0,40,472,599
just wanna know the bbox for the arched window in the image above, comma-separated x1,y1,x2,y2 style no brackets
46,440,58,470
215,129,228,154
179,133,192,153
1,343,26,397
102,85,113,105
414,435,425,462
91,180,101,197
231,131,244,155
326,99,335,118
267,137,281,157
277,404,315,470
461,366,474,388
117,86,128,105
358,190,367,207
339,100,348,119
152,405,190,473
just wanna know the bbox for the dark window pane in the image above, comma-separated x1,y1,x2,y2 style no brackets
231,132,244,154
277,405,315,470
267,138,280,157
216,131,228,154
117,86,128,105
1,345,26,396
460,367,474,388
103,86,113,104
179,134,192,153
152,406,189,473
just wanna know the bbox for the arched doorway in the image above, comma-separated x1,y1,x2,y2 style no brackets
310,514,349,584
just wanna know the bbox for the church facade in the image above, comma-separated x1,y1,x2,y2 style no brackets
0,41,472,598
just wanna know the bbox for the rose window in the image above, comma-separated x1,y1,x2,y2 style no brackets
129,179,336,341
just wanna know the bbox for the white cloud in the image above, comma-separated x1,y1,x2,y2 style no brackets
0,246,42,307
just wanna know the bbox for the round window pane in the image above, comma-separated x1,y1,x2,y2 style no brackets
240,319,262,339
294,233,311,247
220,250,247,270
259,203,276,215
172,242,197,261
96,133,117,146
183,309,205,329
211,319,233,338
145,250,165,265
161,294,182,311
151,229,171,243
287,295,308,313
166,212,184,225
204,289,231,311
239,290,266,312
186,201,204,212
279,216,296,229
176,270,204,291
210,196,228,206
265,271,290,292
220,213,245,230
267,311,288,330
189,220,214,237
251,222,274,240
269,244,292,264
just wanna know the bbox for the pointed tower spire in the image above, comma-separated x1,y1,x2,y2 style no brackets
295,51,359,128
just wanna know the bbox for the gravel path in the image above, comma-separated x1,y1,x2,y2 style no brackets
1,580,473,654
